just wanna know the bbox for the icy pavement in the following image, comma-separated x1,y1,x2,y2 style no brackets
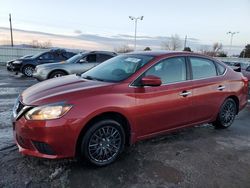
1,65,250,188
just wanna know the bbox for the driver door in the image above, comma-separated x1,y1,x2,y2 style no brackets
72,54,97,74
37,52,54,65
133,57,194,137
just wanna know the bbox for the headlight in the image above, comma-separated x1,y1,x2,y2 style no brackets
12,60,22,64
38,69,47,74
25,103,72,120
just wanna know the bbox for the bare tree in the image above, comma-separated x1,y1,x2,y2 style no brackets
199,42,225,57
114,45,133,53
212,42,223,53
30,40,52,49
162,34,182,50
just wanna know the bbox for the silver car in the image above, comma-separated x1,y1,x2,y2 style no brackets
33,51,117,81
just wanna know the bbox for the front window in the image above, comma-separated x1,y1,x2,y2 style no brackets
66,54,83,63
39,52,53,60
144,57,187,84
81,55,154,82
86,54,97,62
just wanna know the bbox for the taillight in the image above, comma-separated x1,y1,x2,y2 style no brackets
242,76,249,95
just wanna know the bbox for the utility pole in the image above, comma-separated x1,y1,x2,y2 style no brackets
9,13,14,47
129,16,143,51
227,31,239,56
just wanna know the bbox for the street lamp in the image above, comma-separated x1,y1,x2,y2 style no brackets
227,31,239,56
129,16,143,51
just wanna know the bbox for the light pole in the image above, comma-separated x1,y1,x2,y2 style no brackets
129,16,143,51
9,13,14,47
227,31,239,56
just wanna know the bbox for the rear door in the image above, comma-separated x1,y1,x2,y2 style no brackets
133,56,194,136
188,56,228,123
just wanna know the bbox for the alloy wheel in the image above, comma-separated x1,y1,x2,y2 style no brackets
88,126,122,163
24,66,34,77
220,100,236,127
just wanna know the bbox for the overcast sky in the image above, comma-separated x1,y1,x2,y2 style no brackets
0,0,249,51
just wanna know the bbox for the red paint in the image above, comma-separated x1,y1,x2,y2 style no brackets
13,52,248,159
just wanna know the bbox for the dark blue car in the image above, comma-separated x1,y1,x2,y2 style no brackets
7,49,76,77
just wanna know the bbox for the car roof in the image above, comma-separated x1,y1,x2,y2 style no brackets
81,51,117,55
127,50,196,57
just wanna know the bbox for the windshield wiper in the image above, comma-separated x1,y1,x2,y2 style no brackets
82,75,104,82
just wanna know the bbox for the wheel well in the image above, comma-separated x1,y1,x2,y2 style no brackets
48,69,68,78
227,95,239,114
75,112,131,157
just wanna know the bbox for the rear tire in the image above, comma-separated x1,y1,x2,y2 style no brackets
49,71,67,79
80,119,125,167
22,65,34,77
212,98,237,129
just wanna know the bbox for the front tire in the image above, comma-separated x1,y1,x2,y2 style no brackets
213,98,237,129
49,71,67,79
80,119,125,167
22,65,34,77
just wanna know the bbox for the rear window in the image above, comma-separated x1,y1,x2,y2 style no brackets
190,57,217,79
216,63,226,75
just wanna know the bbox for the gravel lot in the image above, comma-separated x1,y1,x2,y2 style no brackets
0,65,250,188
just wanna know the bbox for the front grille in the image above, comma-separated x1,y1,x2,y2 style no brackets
16,101,24,115
13,98,30,120
32,141,56,155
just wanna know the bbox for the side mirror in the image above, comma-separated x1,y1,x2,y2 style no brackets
141,75,162,87
39,56,43,60
79,59,88,64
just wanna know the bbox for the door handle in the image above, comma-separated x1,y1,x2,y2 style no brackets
217,85,225,91
180,91,192,97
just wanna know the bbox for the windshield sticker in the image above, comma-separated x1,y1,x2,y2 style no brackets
125,57,141,63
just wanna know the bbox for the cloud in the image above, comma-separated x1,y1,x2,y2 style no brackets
1,26,241,53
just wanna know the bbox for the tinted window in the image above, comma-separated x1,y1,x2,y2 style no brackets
53,53,64,60
39,52,53,60
86,54,97,62
97,54,113,62
145,57,186,84
190,57,217,79
63,52,75,59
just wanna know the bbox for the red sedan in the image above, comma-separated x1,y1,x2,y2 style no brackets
12,51,248,166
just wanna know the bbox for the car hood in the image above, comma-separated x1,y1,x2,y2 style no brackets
37,61,68,69
8,56,33,63
21,75,113,105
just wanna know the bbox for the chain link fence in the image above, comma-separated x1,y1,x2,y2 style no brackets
0,47,48,64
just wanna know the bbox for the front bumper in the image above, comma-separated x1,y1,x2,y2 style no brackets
13,116,79,159
7,62,22,72
32,70,48,81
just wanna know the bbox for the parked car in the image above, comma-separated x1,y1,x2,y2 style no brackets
223,61,250,80
6,55,33,71
33,51,117,81
9,49,76,77
12,51,248,166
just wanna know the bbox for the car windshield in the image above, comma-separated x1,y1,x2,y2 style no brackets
32,52,47,59
66,53,84,63
81,54,154,82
